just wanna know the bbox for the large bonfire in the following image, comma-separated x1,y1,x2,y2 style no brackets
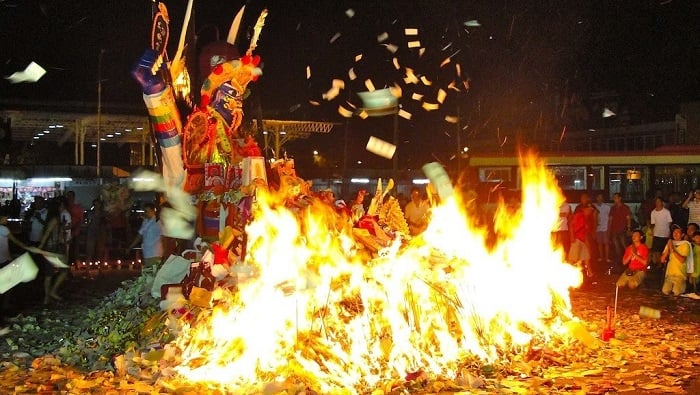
148,155,583,394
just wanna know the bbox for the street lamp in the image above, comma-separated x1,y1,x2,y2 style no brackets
96,49,105,178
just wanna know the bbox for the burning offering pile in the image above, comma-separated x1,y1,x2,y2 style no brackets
107,155,582,394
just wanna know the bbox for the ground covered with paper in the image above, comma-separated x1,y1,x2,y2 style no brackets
0,269,699,395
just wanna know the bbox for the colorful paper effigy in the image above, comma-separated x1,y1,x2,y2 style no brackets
131,4,266,249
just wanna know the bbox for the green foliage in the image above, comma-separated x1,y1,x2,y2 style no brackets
3,273,164,371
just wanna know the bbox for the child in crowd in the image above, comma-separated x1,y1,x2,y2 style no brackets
691,232,700,293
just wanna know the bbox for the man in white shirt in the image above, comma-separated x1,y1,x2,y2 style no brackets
594,193,612,265
682,189,700,226
27,197,47,246
650,197,673,266
404,187,430,236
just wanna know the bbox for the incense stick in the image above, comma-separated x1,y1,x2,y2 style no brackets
612,285,619,328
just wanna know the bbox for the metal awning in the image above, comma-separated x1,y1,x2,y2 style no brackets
0,165,131,179
0,109,151,145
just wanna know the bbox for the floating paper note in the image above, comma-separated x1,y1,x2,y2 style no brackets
405,28,418,36
309,100,320,106
398,109,412,120
602,108,616,118
306,66,311,79
345,8,355,18
0,253,38,294
392,57,400,70
404,68,419,84
366,136,396,159
437,89,447,103
412,93,424,101
456,63,462,77
384,44,399,53
419,48,426,56
445,115,459,124
364,79,375,92
330,32,341,43
322,79,345,100
420,75,432,86
422,162,453,200
408,40,421,48
389,83,402,98
377,32,389,42
422,102,439,111
355,54,363,62
357,88,398,114
338,105,354,118
5,61,46,84
348,67,357,80
464,20,481,27
440,57,451,67
358,110,369,119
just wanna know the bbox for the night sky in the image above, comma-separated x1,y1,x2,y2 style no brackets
2,0,699,171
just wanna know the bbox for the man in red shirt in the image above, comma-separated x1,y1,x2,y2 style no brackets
616,229,649,289
609,193,632,268
570,205,592,278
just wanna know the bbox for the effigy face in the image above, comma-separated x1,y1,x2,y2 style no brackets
211,81,244,132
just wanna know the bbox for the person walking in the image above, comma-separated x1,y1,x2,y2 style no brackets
37,198,69,304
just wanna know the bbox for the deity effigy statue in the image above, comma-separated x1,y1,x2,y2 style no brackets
131,3,267,241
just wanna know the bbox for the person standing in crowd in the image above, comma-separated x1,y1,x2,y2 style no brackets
660,225,692,296
570,204,592,278
85,199,107,262
404,187,430,236
616,229,649,290
26,196,47,248
685,222,698,241
609,193,632,268
38,198,69,304
128,203,163,270
552,198,572,260
65,191,84,264
58,199,72,258
594,193,612,267
576,193,598,270
650,197,673,267
682,189,700,228
350,190,367,224
640,189,662,231
0,215,29,335
668,192,688,231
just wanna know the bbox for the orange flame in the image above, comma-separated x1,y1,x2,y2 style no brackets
171,154,582,393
